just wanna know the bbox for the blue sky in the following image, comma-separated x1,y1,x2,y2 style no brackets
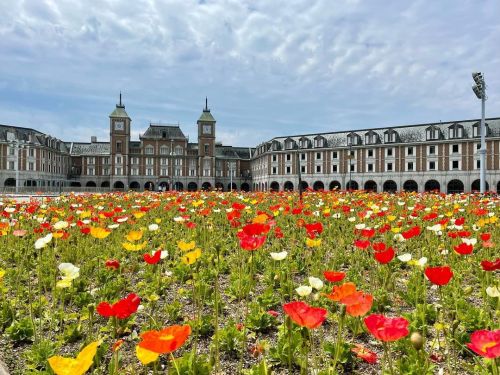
0,0,499,147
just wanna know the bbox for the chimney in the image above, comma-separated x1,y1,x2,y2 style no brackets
91,136,97,143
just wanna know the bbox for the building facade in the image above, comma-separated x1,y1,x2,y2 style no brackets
1,97,500,194
0,97,253,192
251,118,500,194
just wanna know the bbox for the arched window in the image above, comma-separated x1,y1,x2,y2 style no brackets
175,146,183,155
160,146,169,155
144,145,154,155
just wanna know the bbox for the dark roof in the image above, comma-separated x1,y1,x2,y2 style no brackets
0,124,69,152
140,124,186,140
109,104,130,118
215,145,253,159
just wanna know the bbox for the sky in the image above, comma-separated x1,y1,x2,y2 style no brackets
0,0,499,147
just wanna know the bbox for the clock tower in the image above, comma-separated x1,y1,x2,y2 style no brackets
197,98,216,181
109,93,131,185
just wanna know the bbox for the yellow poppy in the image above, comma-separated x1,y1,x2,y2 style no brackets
126,230,143,242
122,241,148,251
252,214,268,224
181,248,202,265
305,238,321,248
133,211,145,219
79,210,91,218
0,268,5,282
48,340,100,375
136,345,159,365
90,227,111,239
177,240,196,252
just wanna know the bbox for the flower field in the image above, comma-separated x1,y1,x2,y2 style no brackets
0,190,499,374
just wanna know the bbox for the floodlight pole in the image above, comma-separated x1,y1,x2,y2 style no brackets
479,86,486,193
297,151,303,202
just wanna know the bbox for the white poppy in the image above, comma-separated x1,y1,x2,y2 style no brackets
308,277,324,290
270,251,288,261
397,253,412,262
148,223,159,231
295,285,312,297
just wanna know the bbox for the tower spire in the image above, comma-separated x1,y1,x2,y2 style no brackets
205,97,208,111
119,91,122,106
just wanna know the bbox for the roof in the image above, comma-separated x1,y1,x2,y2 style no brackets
198,109,216,122
109,104,130,118
215,145,253,160
253,117,500,157
0,124,70,152
70,142,110,156
140,124,187,140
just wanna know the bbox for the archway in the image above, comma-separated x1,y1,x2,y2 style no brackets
364,180,377,192
159,181,169,191
101,181,110,188
241,182,250,192
70,181,81,187
188,182,198,191
113,181,125,189
471,179,489,192
329,181,341,190
300,181,309,191
284,181,294,191
313,181,325,191
86,181,96,187
24,180,37,187
228,182,237,191
447,179,464,194
383,180,397,193
270,181,280,192
174,182,184,191
144,181,155,191
201,182,211,191
129,181,140,190
403,180,418,192
424,180,440,192
497,181,500,193
4,178,16,187
346,180,358,190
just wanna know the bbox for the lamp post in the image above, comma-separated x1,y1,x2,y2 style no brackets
347,138,353,192
472,72,487,193
229,161,234,192
296,150,303,202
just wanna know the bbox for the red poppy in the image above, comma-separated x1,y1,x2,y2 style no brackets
402,226,421,240
374,247,395,264
354,240,371,249
105,259,120,270
371,242,386,251
237,231,266,251
323,271,346,283
425,266,453,286
351,344,377,363
267,310,279,317
480,233,491,241
453,243,473,255
143,250,161,265
304,222,323,238
364,314,409,342
283,301,327,329
97,293,141,319
112,339,125,352
241,223,270,236
341,291,373,317
360,228,375,239
466,329,500,359
481,258,500,271
138,325,191,354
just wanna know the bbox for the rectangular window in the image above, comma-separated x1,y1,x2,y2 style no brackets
146,168,153,176
286,154,291,161
103,168,110,175
367,163,373,172
301,165,306,173
286,166,291,174
476,159,480,169
316,165,321,173
8,147,15,156
103,157,110,165
332,151,338,159
407,147,414,156
350,164,355,172
87,157,95,164
301,153,306,161
272,155,277,162
452,144,459,154
452,160,459,170
429,161,436,170
116,156,122,164
386,162,393,171
316,152,321,160
332,164,338,173
407,162,414,171
428,145,436,155
87,167,95,175
272,166,277,174
8,161,15,170
367,149,374,158
29,148,35,157
115,167,122,175
204,144,209,154
386,148,393,157
146,158,154,165
116,141,122,153
28,162,35,171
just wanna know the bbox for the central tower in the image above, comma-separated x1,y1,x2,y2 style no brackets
197,98,216,184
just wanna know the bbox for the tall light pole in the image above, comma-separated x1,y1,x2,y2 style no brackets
9,139,25,194
347,137,353,192
472,72,487,193
296,150,303,202
229,161,234,192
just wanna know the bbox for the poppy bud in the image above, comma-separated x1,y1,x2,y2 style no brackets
411,332,424,350
87,303,95,314
463,286,473,295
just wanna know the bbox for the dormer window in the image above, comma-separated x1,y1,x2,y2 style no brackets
426,126,440,141
365,131,379,145
384,130,398,143
299,137,309,148
314,136,326,148
347,133,360,146
285,138,295,150
448,124,464,139
472,123,489,137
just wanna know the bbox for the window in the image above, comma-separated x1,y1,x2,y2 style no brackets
448,125,464,139
428,145,436,155
87,167,95,175
115,167,122,175
174,159,182,166
29,148,35,157
8,161,14,170
350,164,355,172
407,147,414,156
160,158,168,165
272,155,277,162
8,147,15,156
367,149,374,158
146,157,154,165
301,153,306,161
204,144,209,155
316,165,321,173
103,157,110,165
426,127,440,140
175,146,183,155
386,162,393,172
176,168,183,176
145,145,154,155
332,151,338,159
452,144,459,154
160,146,169,155
272,167,277,174
28,162,35,171
316,152,322,160
384,131,397,143
286,154,291,161
301,166,306,173
286,166,291,174
314,138,325,148
116,141,122,153
116,156,122,164
429,161,436,170
452,160,459,170
367,163,373,172
87,157,95,164
332,164,338,173
349,150,355,158
476,160,480,169
103,168,110,175
407,162,414,171
146,168,153,176
386,148,393,157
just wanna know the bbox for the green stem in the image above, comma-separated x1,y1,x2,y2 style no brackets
170,353,181,375
332,306,345,373
383,342,395,375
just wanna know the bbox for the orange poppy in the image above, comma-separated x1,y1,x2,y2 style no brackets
138,325,191,354
341,291,373,317
324,282,357,301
